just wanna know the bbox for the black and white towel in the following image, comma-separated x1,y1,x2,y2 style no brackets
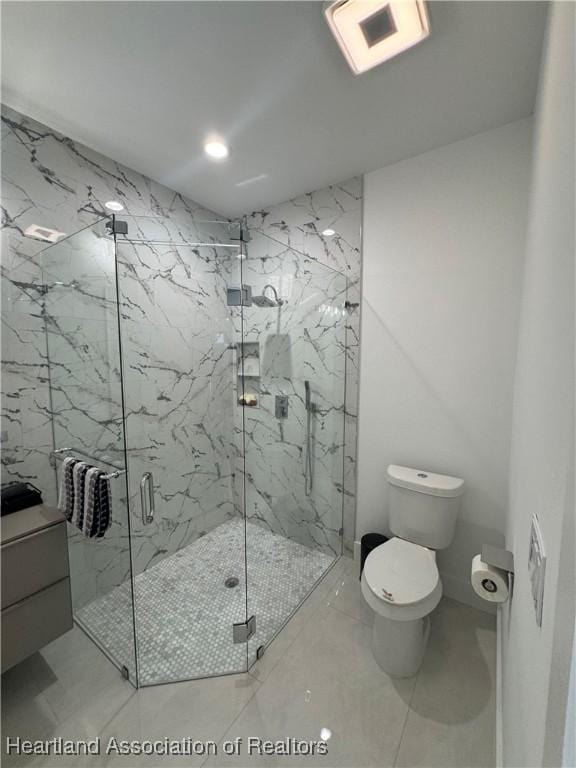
58,457,78,522
72,461,90,530
58,458,112,538
82,467,111,538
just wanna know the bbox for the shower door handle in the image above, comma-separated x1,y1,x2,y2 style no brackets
140,472,155,525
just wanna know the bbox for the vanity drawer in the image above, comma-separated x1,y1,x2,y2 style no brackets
1,577,73,672
1,522,69,609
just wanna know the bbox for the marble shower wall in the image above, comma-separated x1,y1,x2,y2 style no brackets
114,216,241,577
245,178,362,553
1,103,363,598
1,105,238,613
236,238,348,559
2,105,223,493
39,220,136,667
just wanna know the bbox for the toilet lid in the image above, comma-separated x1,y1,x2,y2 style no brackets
364,538,439,606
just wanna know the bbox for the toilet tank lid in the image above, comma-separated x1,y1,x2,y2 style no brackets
387,465,464,498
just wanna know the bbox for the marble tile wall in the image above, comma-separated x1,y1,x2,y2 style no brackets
245,179,362,553
113,217,241,577
1,105,237,612
1,103,362,617
235,237,348,559
39,221,130,614
2,105,223,491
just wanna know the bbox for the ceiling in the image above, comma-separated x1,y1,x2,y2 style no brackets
2,1,547,217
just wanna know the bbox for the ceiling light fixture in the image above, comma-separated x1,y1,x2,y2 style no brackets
24,224,66,243
322,228,336,237
105,200,124,212
324,0,430,75
204,139,229,160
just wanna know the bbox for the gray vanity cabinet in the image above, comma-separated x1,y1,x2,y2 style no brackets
1,504,73,672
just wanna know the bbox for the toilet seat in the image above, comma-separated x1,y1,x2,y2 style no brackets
361,537,442,621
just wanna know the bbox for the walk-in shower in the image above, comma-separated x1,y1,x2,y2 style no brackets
40,213,347,687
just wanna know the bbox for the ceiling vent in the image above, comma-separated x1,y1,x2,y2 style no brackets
324,0,430,75
24,224,66,243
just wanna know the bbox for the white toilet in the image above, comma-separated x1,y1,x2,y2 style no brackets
361,464,464,678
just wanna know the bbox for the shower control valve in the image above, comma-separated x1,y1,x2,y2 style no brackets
275,395,289,419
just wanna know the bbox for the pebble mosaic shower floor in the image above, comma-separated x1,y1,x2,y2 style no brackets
77,519,335,685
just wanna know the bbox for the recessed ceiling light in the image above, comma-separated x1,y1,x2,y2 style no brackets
325,0,430,75
322,228,336,237
24,224,66,243
320,728,332,741
204,140,229,160
105,200,124,212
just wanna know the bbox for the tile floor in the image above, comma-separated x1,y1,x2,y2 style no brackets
77,520,333,685
1,558,496,768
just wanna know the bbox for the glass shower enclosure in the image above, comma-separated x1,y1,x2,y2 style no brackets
40,212,347,687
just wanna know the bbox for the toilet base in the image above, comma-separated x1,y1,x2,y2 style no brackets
371,613,430,677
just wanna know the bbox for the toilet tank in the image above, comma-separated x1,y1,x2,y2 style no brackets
387,465,464,550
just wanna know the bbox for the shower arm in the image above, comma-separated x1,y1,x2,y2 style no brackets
263,284,284,305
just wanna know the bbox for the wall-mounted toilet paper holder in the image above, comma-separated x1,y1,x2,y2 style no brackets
482,544,514,576
471,546,515,604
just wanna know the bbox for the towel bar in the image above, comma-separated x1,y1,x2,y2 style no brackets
51,448,127,480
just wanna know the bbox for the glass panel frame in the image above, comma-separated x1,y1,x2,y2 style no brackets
239,229,347,669
113,214,249,686
39,217,139,687
37,215,348,687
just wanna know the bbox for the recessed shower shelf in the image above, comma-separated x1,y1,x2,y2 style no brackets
237,341,260,407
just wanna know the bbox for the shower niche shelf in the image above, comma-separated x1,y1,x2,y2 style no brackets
237,341,260,377
237,341,260,407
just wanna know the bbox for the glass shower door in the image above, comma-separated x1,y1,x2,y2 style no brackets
40,219,138,685
40,215,347,686
113,215,248,685
239,231,347,667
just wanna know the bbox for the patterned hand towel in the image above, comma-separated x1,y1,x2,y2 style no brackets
71,461,89,530
82,467,112,538
58,457,78,521
94,474,112,538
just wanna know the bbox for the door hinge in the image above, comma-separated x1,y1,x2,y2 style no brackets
233,615,256,644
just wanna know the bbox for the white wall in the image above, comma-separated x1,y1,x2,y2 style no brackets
358,118,533,610
502,4,575,766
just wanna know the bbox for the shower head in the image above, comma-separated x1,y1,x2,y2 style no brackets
251,284,285,308
252,295,277,307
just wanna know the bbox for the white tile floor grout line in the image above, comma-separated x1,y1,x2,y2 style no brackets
90,681,140,745
245,557,349,683
198,679,263,768
197,673,264,768
391,660,422,766
198,560,354,765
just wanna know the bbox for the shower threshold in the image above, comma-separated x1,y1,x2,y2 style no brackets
77,519,334,686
